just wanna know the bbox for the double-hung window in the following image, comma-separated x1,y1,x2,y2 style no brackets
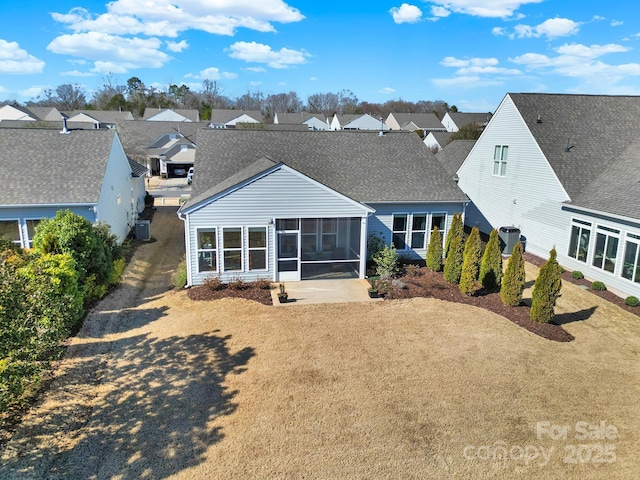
622,233,640,284
26,219,41,248
431,213,446,246
0,220,21,246
392,214,408,250
592,225,620,273
567,219,591,262
222,227,243,272
493,145,508,176
197,228,217,272
248,227,267,271
411,214,427,249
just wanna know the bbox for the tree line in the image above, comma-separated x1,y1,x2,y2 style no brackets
2,75,457,122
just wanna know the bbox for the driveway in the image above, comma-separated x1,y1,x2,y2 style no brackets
1,207,639,479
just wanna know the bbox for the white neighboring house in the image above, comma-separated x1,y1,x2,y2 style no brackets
329,113,388,131
441,112,492,132
424,131,453,152
274,112,329,130
457,92,640,299
0,105,63,125
65,110,134,129
143,108,200,122
0,128,147,247
209,109,262,128
385,112,445,135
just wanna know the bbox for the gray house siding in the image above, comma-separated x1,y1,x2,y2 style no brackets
366,202,465,260
183,167,372,285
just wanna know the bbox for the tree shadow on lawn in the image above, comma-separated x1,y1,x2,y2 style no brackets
552,306,598,325
0,330,254,480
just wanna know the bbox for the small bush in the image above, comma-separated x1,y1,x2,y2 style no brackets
373,244,399,279
530,248,563,323
571,270,584,280
624,296,639,307
479,229,503,290
367,232,386,261
591,281,607,291
228,277,248,290
110,257,126,285
500,242,526,307
172,256,187,289
426,227,443,272
459,227,482,295
252,277,273,290
404,264,422,277
204,275,224,291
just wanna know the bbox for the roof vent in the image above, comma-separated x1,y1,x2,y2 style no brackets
59,117,70,134
536,114,542,124
565,137,574,152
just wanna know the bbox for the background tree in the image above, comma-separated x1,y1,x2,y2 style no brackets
447,122,484,143
530,247,563,323
500,242,526,306
459,227,482,295
444,221,465,284
426,226,443,272
479,229,503,290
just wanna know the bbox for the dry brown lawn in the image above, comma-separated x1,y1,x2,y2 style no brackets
1,209,639,479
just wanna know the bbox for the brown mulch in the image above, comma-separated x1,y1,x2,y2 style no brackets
187,284,273,305
523,252,640,318
383,268,574,343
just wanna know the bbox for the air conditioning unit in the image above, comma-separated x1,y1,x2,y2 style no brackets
135,220,151,241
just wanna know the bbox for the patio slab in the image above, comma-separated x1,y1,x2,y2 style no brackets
272,279,381,306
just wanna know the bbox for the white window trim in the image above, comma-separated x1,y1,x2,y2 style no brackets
567,218,592,263
492,145,508,177
221,226,244,273
392,213,409,250
410,213,428,250
0,218,22,247
592,224,621,275
247,225,269,272
24,218,42,248
430,212,447,248
622,233,640,284
196,227,218,273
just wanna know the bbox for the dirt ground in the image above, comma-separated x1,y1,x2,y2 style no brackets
1,208,639,479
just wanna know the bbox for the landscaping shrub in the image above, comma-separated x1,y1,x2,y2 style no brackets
444,212,463,259
404,264,422,277
204,275,224,291
571,270,584,280
252,278,273,290
591,281,607,291
373,243,399,279
228,277,248,290
459,227,482,295
530,248,563,323
367,231,386,261
500,242,526,306
110,258,126,286
625,296,639,307
479,229,503,290
426,226,443,272
444,222,465,284
172,256,188,289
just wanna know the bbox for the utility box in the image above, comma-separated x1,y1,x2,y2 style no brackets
499,226,520,255
135,220,151,241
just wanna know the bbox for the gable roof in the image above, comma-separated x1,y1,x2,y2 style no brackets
435,140,476,177
429,131,454,147
66,110,134,123
388,113,444,130
507,93,640,218
115,120,205,160
0,128,120,205
275,112,326,125
445,112,492,129
24,106,64,121
143,108,200,122
209,109,262,125
188,130,467,205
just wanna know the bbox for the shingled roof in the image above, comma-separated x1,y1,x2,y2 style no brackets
0,128,119,205
436,140,476,176
186,129,467,208
508,93,640,219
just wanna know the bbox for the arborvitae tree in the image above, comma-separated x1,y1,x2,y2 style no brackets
459,227,482,295
530,247,563,323
500,242,526,306
444,224,465,284
426,226,443,272
444,212,463,259
479,229,503,290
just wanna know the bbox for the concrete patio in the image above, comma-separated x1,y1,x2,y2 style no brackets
271,279,381,306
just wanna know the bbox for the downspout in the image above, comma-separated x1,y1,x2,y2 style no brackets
177,210,191,287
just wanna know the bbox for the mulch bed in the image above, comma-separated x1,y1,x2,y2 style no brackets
382,268,574,343
523,252,640,318
187,284,273,306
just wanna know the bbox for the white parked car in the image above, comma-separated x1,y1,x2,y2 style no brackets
187,167,194,185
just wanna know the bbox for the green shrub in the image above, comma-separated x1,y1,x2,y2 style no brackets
367,231,386,261
373,244,399,279
444,212,463,259
459,227,482,295
479,229,503,290
591,281,606,291
530,248,563,323
625,296,639,307
571,270,584,279
426,226,443,272
500,242,526,306
444,223,465,284
110,257,126,285
172,256,188,289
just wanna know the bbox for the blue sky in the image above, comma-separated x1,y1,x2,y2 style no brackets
1,0,640,111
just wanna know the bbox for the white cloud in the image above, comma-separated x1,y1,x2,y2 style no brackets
390,4,423,24
227,41,309,69
166,40,188,52
379,87,396,94
441,56,500,68
185,67,237,80
432,76,504,88
19,86,49,99
426,0,543,19
47,32,172,73
250,81,262,87
436,56,521,88
61,70,96,77
514,17,580,39
430,6,450,18
51,1,304,37
246,67,267,73
0,39,45,74
309,76,318,81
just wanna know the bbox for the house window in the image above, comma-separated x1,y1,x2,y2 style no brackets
392,214,408,250
26,219,41,248
248,227,267,271
411,214,427,249
493,145,508,176
592,225,620,273
567,219,591,263
431,213,446,246
622,233,640,284
223,227,243,272
0,220,20,246
197,228,217,272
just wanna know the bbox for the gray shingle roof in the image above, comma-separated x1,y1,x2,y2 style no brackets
0,128,118,205
276,113,326,125
209,109,263,124
446,112,492,128
115,120,205,160
435,140,476,176
66,110,134,123
509,93,640,219
188,129,467,206
143,108,200,122
430,131,454,147
389,113,444,130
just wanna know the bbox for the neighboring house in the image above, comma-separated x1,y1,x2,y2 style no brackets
435,140,476,178
0,128,147,247
153,136,196,178
274,112,329,130
177,130,467,286
424,131,454,152
441,112,492,133
208,109,262,128
0,105,64,126
457,93,640,299
385,112,445,135
329,113,388,131
143,108,200,122
65,110,134,129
